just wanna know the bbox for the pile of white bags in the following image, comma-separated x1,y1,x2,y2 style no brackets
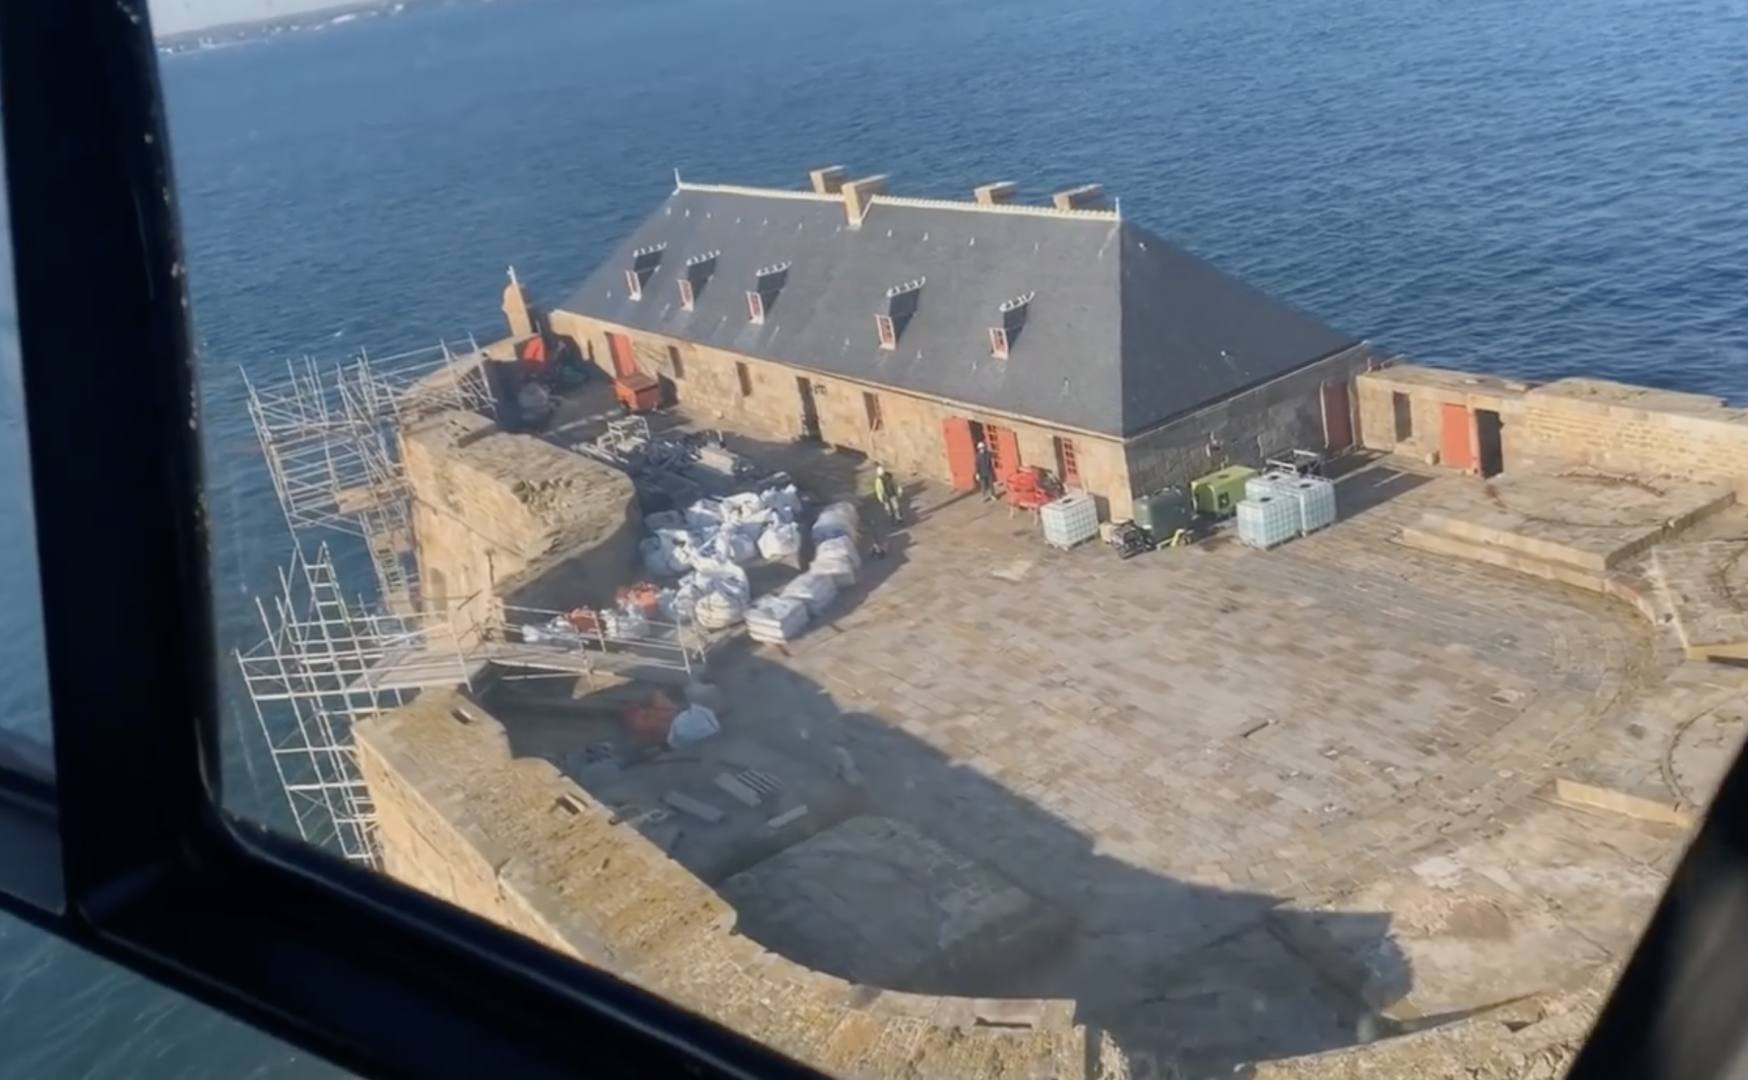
701,526,758,565
684,498,724,530
812,501,861,544
812,535,861,586
757,520,802,561
640,530,694,577
760,484,803,522
746,595,809,644
677,557,751,630
781,570,839,617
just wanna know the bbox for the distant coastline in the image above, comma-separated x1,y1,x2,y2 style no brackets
155,0,467,54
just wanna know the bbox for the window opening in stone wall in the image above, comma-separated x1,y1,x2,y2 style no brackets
736,361,752,397
667,345,684,380
1054,435,1080,487
863,391,884,431
1393,390,1413,441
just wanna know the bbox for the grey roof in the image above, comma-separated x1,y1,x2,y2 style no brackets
559,184,1359,438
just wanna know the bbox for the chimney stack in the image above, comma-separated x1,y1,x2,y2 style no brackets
842,174,889,227
1051,183,1105,211
808,165,848,194
974,181,1018,205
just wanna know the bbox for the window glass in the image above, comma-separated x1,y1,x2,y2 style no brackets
138,0,1748,1077
0,913,343,1079
0,202,49,768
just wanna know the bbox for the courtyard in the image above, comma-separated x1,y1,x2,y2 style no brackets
479,425,1748,1075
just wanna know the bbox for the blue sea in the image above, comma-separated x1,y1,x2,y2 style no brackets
1,0,1746,1072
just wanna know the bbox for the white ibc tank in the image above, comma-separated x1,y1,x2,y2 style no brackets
1286,476,1338,533
1244,472,1292,502
1041,492,1099,549
1237,493,1300,549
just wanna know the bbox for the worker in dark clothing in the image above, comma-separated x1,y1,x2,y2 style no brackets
974,440,996,499
873,464,902,524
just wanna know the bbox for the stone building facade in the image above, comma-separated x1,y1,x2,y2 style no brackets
536,171,1371,519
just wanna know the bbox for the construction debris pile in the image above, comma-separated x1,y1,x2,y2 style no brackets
576,418,774,510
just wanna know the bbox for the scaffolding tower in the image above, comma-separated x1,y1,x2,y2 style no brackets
237,338,494,866
243,337,495,614
236,336,710,866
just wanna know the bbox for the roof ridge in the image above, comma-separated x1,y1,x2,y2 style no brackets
670,180,1120,221
867,194,1119,221
673,181,840,203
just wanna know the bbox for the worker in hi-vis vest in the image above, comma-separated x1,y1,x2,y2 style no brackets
874,464,902,524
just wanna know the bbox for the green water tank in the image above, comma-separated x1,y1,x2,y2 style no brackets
1133,489,1193,536
1191,465,1257,518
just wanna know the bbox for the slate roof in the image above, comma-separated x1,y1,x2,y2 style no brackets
558,184,1359,438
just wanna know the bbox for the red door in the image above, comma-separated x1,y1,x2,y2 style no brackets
988,425,1021,482
1441,402,1475,472
1321,380,1353,451
606,332,637,379
942,417,976,490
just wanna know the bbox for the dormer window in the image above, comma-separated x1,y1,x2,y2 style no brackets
747,261,789,324
679,250,719,312
989,291,1034,359
878,277,925,349
625,243,666,302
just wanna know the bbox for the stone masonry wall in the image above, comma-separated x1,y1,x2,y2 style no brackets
1357,365,1748,494
401,409,639,633
1123,344,1372,497
355,690,1126,1079
549,309,1136,517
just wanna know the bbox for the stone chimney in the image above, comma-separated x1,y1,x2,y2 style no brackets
974,181,1018,205
808,165,848,194
1051,183,1105,211
842,174,889,228
502,266,536,339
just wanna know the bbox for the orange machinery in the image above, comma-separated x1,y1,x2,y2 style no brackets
1003,466,1053,513
614,371,661,413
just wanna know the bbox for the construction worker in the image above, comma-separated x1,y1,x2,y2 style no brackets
974,440,996,500
874,464,902,524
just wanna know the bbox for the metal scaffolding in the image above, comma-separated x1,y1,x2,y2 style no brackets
237,337,494,865
235,336,710,866
236,543,475,864
243,337,495,614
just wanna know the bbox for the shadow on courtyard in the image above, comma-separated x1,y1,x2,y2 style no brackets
489,643,1420,1078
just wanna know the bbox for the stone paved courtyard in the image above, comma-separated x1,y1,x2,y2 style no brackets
674,452,1748,1074
476,413,1748,1075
